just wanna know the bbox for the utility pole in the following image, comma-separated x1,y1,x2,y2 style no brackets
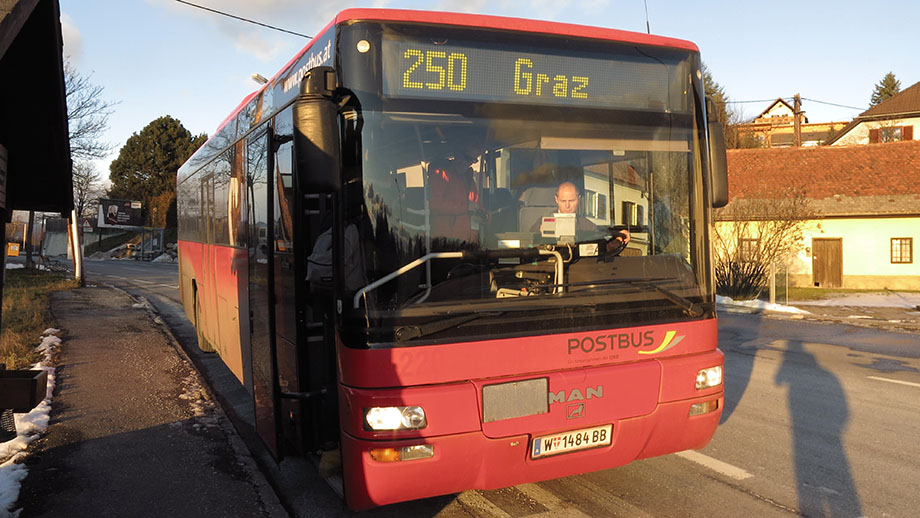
794,93,802,147
25,210,35,268
69,209,84,286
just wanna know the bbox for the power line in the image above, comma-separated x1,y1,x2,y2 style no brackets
175,0,311,39
724,99,783,104
726,96,864,111
800,97,865,111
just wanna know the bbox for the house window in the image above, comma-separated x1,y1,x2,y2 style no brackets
621,201,636,226
739,238,760,262
870,125,914,143
891,238,913,264
881,127,903,142
584,191,607,219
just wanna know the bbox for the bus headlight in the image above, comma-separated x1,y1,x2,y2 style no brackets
364,406,428,431
369,444,434,462
695,366,722,390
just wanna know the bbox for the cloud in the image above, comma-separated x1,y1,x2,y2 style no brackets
158,0,337,61
60,12,83,62
156,0,617,61
383,0,613,20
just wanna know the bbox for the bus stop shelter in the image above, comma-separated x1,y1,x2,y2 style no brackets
0,0,72,438
0,0,73,317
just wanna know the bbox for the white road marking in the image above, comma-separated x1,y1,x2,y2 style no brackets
868,376,920,388
675,450,753,480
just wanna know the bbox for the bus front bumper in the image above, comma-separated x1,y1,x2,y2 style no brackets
341,393,722,510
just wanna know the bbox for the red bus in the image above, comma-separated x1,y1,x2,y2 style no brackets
177,8,728,510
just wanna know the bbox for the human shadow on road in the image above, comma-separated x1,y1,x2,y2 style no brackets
775,339,862,518
717,310,764,425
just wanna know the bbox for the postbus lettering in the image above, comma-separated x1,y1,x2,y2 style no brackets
567,330,656,354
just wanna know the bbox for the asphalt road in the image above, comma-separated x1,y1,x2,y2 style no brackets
82,258,920,517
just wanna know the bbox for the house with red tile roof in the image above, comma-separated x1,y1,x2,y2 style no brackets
735,98,848,147
826,81,920,146
720,140,920,289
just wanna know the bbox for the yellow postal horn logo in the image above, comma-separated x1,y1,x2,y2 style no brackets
638,330,684,355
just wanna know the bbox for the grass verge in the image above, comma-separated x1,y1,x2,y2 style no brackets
1,268,76,369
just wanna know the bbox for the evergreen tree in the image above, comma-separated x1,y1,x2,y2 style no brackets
701,62,740,148
108,116,206,228
702,63,729,124
870,72,901,107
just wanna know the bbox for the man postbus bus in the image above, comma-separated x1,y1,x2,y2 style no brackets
177,8,729,510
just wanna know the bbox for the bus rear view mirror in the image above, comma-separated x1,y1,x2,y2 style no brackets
705,96,729,208
708,120,729,208
294,66,342,192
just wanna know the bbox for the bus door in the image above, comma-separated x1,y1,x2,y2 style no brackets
246,128,282,457
272,112,309,455
198,172,216,351
275,105,337,455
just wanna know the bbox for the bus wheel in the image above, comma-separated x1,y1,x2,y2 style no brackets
194,292,216,353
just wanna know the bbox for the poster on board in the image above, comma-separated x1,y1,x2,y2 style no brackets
97,199,142,228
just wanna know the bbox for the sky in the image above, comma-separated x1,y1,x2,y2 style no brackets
57,0,919,180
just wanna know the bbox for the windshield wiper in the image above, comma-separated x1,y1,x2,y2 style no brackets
394,312,502,342
538,276,703,317
642,280,704,317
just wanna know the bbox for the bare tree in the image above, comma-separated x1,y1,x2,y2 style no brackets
713,186,816,299
73,160,103,219
65,60,116,160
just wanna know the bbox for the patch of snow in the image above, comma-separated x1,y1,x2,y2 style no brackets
716,295,811,314
132,297,152,310
4,264,24,270
0,329,60,516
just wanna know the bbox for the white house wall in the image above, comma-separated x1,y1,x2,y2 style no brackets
787,217,920,289
831,116,920,146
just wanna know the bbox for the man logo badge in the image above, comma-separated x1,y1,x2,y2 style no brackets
567,403,585,419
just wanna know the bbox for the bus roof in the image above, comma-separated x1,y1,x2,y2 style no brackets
333,8,698,52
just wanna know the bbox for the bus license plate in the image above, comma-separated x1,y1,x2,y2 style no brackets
531,424,612,459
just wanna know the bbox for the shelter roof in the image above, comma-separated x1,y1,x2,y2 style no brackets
0,0,72,216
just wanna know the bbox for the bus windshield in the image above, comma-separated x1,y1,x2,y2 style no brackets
340,25,711,347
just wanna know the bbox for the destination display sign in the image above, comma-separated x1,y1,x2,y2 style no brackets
382,37,679,110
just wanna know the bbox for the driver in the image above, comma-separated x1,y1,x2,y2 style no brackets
531,181,631,250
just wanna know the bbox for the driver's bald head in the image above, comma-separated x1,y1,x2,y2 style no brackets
554,182,580,214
